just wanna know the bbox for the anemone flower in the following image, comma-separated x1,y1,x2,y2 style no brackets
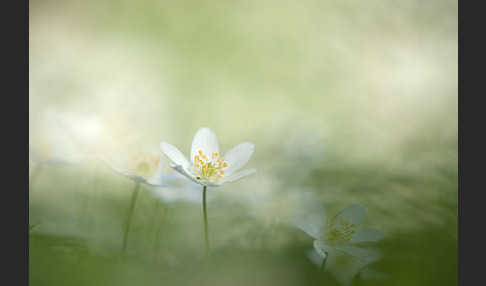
102,151,170,187
296,204,384,286
160,127,256,255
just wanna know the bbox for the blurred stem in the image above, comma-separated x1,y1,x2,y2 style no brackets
202,185,210,256
123,181,141,254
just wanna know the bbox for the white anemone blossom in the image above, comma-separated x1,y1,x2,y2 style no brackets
295,204,384,286
160,127,256,187
102,149,202,202
102,151,176,187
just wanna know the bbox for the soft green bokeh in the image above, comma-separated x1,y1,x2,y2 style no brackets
29,0,457,285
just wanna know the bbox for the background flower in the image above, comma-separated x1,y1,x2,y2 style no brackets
295,203,384,286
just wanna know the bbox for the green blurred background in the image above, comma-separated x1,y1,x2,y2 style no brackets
29,0,457,285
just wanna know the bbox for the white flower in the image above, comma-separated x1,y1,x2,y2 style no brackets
102,151,172,187
295,204,384,286
160,127,256,187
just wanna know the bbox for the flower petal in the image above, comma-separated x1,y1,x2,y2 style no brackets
160,142,190,168
145,155,169,186
290,191,328,240
223,142,255,175
334,204,366,227
146,164,178,187
317,243,383,286
220,168,256,184
293,211,326,240
146,170,195,188
306,248,326,267
169,164,221,187
314,240,332,259
170,164,201,185
190,127,220,163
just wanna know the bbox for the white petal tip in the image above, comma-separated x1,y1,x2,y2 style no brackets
159,142,170,152
241,141,255,150
194,127,216,136
222,168,256,184
159,142,190,168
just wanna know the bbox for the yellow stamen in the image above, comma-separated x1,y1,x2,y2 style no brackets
192,149,228,183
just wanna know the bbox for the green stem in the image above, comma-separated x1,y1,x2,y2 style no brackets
122,181,141,254
202,185,210,256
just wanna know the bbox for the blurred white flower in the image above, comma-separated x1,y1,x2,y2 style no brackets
102,150,172,187
295,204,384,286
100,145,203,204
160,127,256,187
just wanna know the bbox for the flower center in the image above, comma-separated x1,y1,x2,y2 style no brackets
130,152,160,178
193,150,228,183
324,217,355,245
